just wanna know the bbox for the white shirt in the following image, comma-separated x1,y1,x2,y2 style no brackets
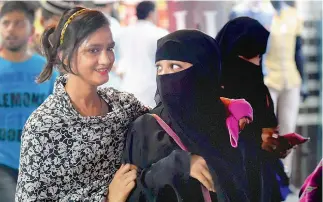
115,20,168,107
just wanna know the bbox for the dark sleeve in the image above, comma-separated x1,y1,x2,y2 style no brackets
235,85,277,130
260,85,278,128
248,84,277,130
123,115,191,201
295,36,305,80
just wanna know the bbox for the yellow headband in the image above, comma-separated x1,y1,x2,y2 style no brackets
60,9,87,45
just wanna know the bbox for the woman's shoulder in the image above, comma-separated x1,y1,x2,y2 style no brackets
99,87,132,100
99,87,149,120
129,113,158,133
129,106,170,139
130,103,163,125
23,94,64,132
99,87,141,105
124,109,181,169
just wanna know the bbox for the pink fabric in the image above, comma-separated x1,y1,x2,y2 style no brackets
225,99,253,148
299,159,322,202
282,133,310,148
151,114,212,202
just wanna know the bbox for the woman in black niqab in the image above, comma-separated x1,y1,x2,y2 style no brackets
216,17,289,202
216,17,277,133
123,29,251,202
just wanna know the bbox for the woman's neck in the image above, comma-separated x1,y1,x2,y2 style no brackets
65,75,105,116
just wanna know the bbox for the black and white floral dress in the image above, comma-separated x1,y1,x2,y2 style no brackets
15,76,148,202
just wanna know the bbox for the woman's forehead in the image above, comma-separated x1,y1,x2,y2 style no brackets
81,25,113,46
156,60,193,65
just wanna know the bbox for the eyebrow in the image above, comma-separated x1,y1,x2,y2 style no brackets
109,42,116,48
87,41,115,48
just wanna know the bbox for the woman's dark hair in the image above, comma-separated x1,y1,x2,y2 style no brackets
37,7,110,83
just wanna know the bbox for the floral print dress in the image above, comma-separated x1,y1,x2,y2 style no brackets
15,76,148,202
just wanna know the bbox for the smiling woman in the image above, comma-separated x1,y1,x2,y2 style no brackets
15,7,148,202
36,8,115,86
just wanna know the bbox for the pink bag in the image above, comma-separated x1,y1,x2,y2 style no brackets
151,114,212,202
281,133,310,148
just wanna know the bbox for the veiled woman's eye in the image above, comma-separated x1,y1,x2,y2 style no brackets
171,64,181,70
156,65,162,71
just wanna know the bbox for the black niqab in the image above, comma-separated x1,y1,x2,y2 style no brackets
216,17,281,202
216,17,277,133
155,29,250,202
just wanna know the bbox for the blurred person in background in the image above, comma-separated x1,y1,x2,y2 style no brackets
30,1,75,54
0,2,57,201
116,1,168,107
229,0,274,30
39,1,75,28
264,0,306,179
0,2,3,48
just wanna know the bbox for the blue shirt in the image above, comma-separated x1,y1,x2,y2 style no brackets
0,54,58,169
